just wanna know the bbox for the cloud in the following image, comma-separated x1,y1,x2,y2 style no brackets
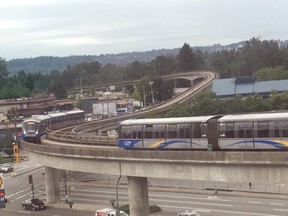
1,0,288,59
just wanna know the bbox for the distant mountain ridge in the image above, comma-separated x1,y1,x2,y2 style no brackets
7,40,287,74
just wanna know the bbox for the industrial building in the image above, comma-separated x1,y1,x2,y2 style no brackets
212,76,288,98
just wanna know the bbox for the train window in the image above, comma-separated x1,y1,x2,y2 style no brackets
226,122,235,138
236,122,253,138
192,123,201,138
281,122,288,137
271,121,280,137
122,126,131,138
200,123,207,138
131,125,142,139
144,125,153,138
167,124,177,138
179,124,190,138
153,124,165,139
257,121,269,137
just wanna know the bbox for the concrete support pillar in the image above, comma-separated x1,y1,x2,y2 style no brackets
190,79,193,88
127,176,150,216
44,166,60,204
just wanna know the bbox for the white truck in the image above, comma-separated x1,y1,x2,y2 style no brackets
95,208,129,216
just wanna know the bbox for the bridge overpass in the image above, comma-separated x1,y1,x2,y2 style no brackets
22,140,288,216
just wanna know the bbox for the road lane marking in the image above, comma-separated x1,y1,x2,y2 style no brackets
17,211,31,214
274,209,288,212
149,198,233,207
161,204,284,216
270,203,283,206
248,201,262,204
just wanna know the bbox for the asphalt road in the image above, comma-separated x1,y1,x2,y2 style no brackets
1,160,288,216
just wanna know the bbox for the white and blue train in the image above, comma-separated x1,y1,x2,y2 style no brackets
118,112,288,150
22,110,85,143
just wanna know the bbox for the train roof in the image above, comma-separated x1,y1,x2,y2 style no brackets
31,115,52,121
23,118,41,123
47,112,68,118
120,116,217,125
66,110,85,115
218,112,288,122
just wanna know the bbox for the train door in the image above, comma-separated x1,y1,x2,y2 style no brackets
218,122,233,149
236,121,254,148
152,124,165,148
191,123,204,149
178,124,192,148
254,121,269,149
165,124,177,148
143,125,153,148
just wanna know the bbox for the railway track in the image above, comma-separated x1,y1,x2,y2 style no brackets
45,71,219,146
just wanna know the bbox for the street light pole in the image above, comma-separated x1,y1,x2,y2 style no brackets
149,81,154,104
142,86,146,107
116,175,122,216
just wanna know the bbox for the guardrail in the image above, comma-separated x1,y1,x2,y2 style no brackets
46,129,117,146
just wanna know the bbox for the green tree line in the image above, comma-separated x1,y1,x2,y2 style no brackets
165,90,288,117
1,37,288,102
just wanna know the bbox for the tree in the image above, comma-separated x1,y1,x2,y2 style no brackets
191,91,223,115
123,61,148,81
253,66,288,81
150,55,176,78
0,57,9,89
24,73,34,92
177,43,196,72
165,103,193,117
49,79,67,99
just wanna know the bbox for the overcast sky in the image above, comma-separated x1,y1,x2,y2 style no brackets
0,0,287,60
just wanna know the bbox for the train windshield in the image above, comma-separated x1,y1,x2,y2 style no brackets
22,121,40,132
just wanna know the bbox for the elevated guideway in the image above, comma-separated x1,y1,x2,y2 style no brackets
47,71,218,143
22,71,249,216
22,140,288,216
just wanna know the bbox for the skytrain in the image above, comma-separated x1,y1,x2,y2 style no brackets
22,110,85,143
118,111,288,150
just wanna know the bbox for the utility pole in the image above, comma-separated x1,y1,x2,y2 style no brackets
116,175,122,216
149,81,155,104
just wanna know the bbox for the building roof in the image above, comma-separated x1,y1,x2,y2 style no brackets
212,77,288,98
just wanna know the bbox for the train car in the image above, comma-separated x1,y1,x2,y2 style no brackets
47,112,68,130
218,112,288,150
118,116,221,149
22,109,85,143
22,115,52,143
66,110,85,125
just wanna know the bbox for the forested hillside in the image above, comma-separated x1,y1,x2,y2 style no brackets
2,37,288,121
1,38,288,105
7,42,246,74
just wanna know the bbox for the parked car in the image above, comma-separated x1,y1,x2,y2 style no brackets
177,210,201,216
22,198,46,211
0,164,14,173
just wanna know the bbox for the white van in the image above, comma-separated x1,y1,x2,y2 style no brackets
177,210,201,216
95,208,129,216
